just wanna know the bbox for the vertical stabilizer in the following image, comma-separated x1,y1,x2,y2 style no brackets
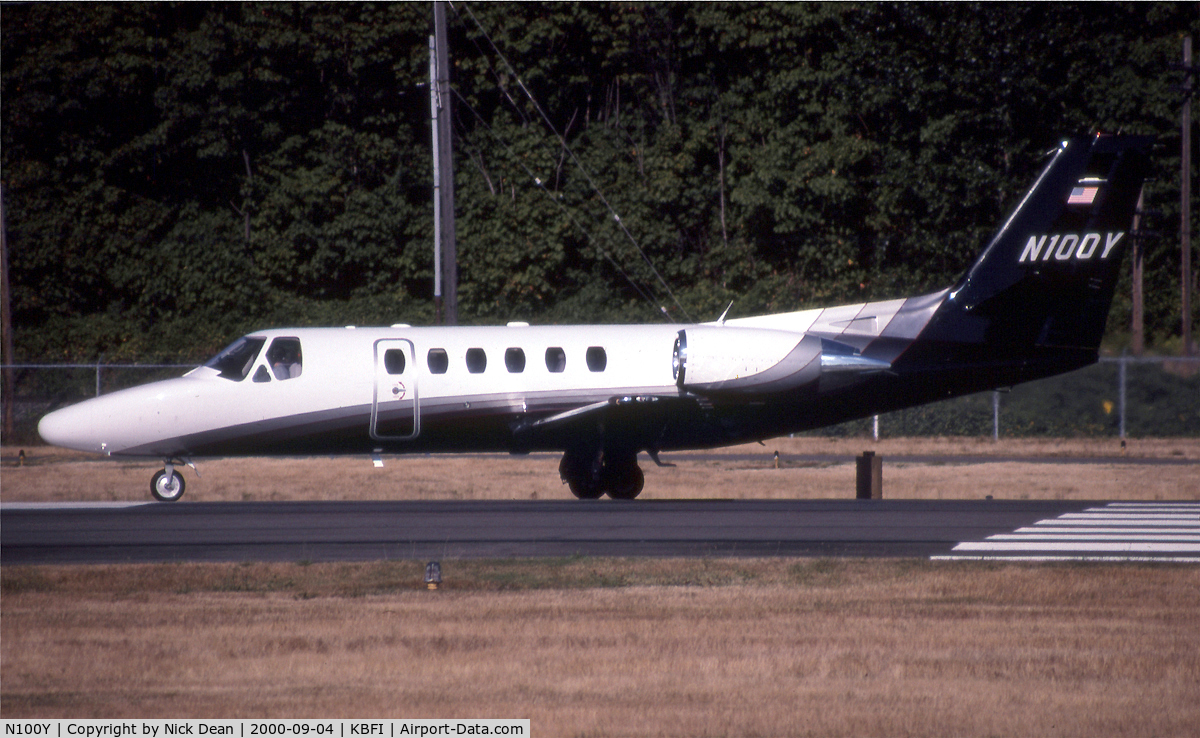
917,134,1152,359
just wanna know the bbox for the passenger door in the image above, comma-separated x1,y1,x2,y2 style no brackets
371,338,419,440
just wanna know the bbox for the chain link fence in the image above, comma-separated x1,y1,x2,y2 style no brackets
2,357,1198,445
819,357,1200,439
2,363,199,444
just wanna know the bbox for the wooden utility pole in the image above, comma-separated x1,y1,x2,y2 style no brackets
431,1,457,325
429,34,443,324
1132,188,1145,356
1,182,13,440
1183,36,1194,356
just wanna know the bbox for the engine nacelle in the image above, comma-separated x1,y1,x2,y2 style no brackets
672,327,822,394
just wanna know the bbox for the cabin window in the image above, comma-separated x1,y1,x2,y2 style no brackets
466,348,487,374
383,348,406,375
505,348,526,373
545,347,566,373
586,346,607,372
267,337,303,380
205,336,266,381
427,349,449,374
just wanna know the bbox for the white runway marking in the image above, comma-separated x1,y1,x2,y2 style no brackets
934,502,1200,562
952,541,1200,552
0,501,154,510
1104,502,1200,508
990,533,1200,541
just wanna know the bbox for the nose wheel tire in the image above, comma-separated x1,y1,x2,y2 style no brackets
151,469,186,502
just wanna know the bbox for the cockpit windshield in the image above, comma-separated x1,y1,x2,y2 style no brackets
204,336,266,381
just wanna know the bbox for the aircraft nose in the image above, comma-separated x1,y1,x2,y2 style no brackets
38,401,109,454
37,378,199,457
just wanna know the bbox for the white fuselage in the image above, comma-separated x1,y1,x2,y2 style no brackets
38,323,673,457
37,293,940,461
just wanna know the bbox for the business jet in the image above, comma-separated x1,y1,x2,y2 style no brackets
38,133,1151,501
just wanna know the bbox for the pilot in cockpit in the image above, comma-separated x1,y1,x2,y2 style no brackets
267,338,303,380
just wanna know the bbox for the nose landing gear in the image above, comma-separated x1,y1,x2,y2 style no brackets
150,459,196,502
151,467,185,501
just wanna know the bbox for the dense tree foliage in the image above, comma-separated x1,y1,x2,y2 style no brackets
2,2,1196,363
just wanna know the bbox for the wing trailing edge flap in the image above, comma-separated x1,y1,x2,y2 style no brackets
524,394,673,433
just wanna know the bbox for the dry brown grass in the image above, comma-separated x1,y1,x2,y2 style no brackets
3,441,1198,733
2,559,1199,736
2,437,1197,503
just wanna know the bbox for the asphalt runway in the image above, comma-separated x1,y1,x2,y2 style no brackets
3,499,1198,564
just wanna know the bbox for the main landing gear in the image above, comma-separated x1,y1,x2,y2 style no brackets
150,459,195,502
559,448,645,500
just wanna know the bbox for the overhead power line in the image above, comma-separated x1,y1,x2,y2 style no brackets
451,1,693,323
450,88,667,318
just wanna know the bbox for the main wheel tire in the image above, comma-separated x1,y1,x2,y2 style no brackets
567,478,605,500
560,449,604,500
605,463,644,500
151,469,186,502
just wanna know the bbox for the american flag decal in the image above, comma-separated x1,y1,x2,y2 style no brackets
1067,186,1099,205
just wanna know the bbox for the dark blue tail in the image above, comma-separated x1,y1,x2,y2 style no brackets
907,134,1151,373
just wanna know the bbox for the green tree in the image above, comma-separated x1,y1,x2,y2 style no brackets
2,2,1196,363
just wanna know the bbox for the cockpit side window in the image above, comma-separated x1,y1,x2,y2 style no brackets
266,337,303,380
205,337,266,381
